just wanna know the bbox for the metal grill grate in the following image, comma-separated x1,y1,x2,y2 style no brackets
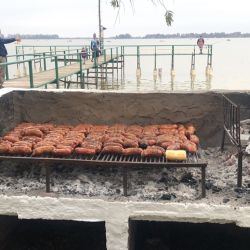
0,151,204,167
0,150,207,198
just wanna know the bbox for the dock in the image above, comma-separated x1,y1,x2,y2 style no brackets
2,44,213,89
4,54,120,89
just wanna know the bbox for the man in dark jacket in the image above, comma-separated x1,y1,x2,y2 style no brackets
0,35,21,88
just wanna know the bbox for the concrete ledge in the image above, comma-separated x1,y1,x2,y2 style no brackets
0,195,250,249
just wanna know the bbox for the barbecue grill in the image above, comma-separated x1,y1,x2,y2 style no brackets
0,150,207,198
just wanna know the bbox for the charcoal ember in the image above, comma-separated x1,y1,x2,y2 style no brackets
160,193,176,200
180,172,197,186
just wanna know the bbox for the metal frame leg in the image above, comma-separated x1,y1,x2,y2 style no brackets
201,166,206,198
123,168,128,196
237,150,243,187
221,129,226,151
46,166,50,193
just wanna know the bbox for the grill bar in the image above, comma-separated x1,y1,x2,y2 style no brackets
0,151,207,198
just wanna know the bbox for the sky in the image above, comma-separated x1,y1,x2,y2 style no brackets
1,0,250,37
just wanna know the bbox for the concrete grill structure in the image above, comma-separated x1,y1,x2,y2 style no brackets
0,89,250,250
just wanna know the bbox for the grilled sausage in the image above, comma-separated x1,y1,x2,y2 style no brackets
53,148,72,156
190,135,199,145
9,146,32,155
123,148,143,156
33,146,55,156
0,144,11,154
75,147,97,155
102,145,123,154
181,141,197,153
103,142,123,148
22,128,43,138
141,146,165,157
167,143,181,150
3,135,19,143
123,139,139,148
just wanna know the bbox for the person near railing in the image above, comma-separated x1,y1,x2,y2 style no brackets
90,33,100,62
0,34,21,88
81,47,87,64
197,36,205,54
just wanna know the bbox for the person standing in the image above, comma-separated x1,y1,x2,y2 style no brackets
90,33,99,62
197,36,205,54
81,47,87,64
0,34,21,88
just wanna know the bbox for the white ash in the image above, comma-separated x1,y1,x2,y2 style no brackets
0,147,250,206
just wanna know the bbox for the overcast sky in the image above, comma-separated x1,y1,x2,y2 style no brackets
1,0,250,37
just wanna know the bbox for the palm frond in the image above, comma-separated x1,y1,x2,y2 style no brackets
165,10,174,26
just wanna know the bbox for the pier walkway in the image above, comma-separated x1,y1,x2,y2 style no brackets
3,55,118,88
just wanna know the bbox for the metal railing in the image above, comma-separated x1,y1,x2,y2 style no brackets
1,46,123,88
221,94,243,187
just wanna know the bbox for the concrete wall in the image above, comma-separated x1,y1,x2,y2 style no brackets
0,89,249,147
0,195,250,250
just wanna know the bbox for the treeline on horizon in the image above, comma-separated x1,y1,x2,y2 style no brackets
114,32,250,39
7,34,59,39
6,32,250,39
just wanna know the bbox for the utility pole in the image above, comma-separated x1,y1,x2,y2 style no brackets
98,0,103,50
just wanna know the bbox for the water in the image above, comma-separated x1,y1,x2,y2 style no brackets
5,38,250,91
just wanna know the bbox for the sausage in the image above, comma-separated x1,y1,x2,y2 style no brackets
75,147,97,155
106,137,124,145
13,141,33,148
190,135,200,145
123,148,143,156
9,146,32,155
103,142,123,148
159,124,178,129
167,143,181,150
159,141,172,149
181,141,197,153
22,128,43,138
102,145,123,154
123,139,139,148
185,124,196,136
141,146,165,157
53,148,72,156
3,135,19,143
141,148,164,157
33,146,55,156
0,144,11,154
22,136,43,143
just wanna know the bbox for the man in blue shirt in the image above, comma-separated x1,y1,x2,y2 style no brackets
90,33,99,62
0,35,21,88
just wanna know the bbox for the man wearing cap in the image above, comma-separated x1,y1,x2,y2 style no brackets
0,34,21,88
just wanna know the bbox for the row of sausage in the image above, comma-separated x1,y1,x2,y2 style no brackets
0,123,200,157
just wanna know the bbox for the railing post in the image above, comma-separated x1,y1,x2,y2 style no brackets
171,45,175,70
104,49,107,63
94,50,98,88
54,56,59,88
154,45,157,70
137,46,140,69
79,52,84,89
5,62,9,81
210,45,213,67
28,60,34,88
63,51,66,66
43,52,47,70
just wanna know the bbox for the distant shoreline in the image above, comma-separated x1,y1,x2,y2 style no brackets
6,32,250,40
